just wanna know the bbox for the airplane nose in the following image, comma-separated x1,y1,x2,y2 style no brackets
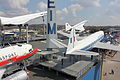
27,71,31,74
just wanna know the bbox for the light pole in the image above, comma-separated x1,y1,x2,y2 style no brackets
18,24,22,40
100,49,104,80
24,24,29,43
42,16,45,38
0,19,3,47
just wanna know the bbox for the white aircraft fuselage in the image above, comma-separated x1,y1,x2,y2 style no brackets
67,31,104,54
0,44,38,66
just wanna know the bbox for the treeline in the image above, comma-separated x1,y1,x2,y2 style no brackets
84,26,120,33
1,24,120,33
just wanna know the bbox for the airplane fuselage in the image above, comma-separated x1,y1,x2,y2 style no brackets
0,44,38,66
67,31,104,54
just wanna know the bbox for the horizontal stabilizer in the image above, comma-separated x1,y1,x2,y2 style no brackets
58,30,70,37
93,42,120,51
66,50,99,56
50,39,67,48
58,30,87,40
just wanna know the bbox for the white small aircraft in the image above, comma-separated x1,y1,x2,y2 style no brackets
65,20,87,32
65,21,120,56
58,20,87,40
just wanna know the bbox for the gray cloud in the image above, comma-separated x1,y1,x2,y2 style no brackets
0,0,29,16
58,0,101,17
57,8,68,15
0,11,5,16
56,8,68,21
57,4,83,17
110,0,120,7
68,4,83,17
37,1,47,11
75,0,101,8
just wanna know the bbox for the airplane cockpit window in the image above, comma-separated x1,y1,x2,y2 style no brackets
17,44,22,47
29,49,33,53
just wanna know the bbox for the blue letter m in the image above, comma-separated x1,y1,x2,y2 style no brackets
48,23,56,34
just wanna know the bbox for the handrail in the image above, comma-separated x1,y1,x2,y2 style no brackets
76,59,98,79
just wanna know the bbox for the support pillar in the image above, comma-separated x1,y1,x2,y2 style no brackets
24,24,29,43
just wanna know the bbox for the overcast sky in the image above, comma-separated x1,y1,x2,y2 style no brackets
0,0,120,26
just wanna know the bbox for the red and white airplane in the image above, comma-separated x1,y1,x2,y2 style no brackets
0,43,38,80
0,44,38,66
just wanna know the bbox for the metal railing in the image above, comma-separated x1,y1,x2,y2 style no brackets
76,59,98,80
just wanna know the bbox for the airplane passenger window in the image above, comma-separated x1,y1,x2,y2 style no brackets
17,44,22,47
8,59,12,62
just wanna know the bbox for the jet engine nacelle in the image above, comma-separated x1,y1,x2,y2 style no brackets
2,70,28,80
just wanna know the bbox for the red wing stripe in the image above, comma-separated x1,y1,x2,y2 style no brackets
0,48,38,66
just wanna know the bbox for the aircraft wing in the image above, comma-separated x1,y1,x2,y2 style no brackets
0,11,47,25
58,30,70,37
66,50,99,56
93,42,120,51
50,39,67,48
0,68,6,79
58,30,86,40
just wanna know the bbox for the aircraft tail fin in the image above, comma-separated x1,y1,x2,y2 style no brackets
67,28,78,52
66,20,87,54
65,23,72,31
0,68,6,79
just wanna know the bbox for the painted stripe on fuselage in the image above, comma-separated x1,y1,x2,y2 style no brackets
81,36,104,50
0,48,38,66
